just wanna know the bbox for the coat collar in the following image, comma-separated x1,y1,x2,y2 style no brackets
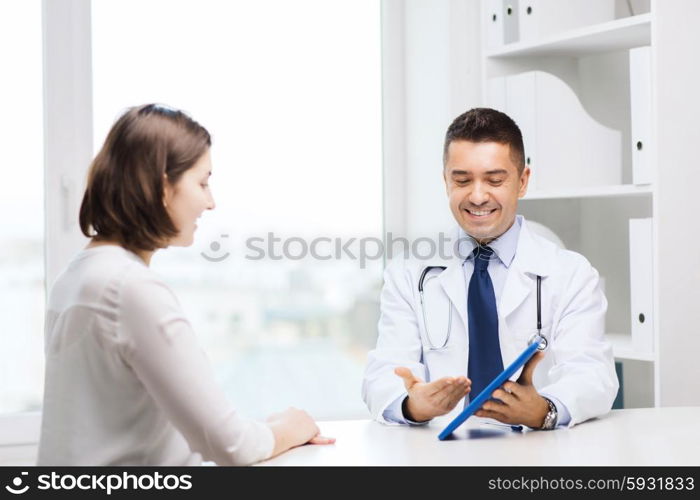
436,216,555,326
510,216,553,278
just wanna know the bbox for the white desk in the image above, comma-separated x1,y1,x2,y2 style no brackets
262,407,700,466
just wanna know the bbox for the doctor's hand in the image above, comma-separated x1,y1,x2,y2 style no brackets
394,367,471,422
474,351,550,429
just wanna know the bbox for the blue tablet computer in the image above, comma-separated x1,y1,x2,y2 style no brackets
438,340,541,440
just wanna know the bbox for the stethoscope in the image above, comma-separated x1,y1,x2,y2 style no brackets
418,266,548,351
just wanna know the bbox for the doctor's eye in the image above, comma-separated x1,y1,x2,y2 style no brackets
488,179,504,186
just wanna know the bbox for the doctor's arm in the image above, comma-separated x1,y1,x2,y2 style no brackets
475,258,614,429
533,258,618,426
362,260,470,424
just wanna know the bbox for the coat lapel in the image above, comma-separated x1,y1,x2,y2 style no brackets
499,266,533,319
437,257,468,331
500,219,553,318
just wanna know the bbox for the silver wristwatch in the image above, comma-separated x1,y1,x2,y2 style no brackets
540,397,558,430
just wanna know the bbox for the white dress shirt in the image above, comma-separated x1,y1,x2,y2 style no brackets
37,245,274,465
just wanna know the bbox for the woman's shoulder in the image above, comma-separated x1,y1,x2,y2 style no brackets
50,245,171,310
119,265,179,312
112,258,184,322
45,246,182,355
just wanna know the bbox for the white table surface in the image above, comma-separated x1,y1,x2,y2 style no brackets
261,407,700,466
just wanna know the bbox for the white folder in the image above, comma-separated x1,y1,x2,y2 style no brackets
629,218,654,354
504,71,621,191
502,0,519,44
518,0,615,43
624,0,651,16
483,0,504,50
505,72,537,191
629,46,653,185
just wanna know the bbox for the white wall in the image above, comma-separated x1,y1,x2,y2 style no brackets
382,0,482,240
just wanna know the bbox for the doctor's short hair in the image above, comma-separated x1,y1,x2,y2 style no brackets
79,104,211,253
443,108,525,173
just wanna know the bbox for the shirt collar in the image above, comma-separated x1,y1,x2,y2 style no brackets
458,215,522,268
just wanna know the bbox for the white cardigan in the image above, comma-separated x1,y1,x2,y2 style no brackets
37,245,274,465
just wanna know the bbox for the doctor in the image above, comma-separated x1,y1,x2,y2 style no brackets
362,108,618,429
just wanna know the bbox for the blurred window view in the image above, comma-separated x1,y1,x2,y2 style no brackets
92,0,383,419
0,0,45,414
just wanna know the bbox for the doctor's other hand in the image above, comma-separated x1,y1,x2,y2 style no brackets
266,407,335,458
474,351,549,428
394,367,471,422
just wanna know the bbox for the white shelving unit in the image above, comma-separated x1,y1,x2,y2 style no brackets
524,184,652,201
486,13,651,58
384,0,700,412
478,0,700,409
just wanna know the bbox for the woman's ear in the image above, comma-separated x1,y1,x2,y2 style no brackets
163,173,172,208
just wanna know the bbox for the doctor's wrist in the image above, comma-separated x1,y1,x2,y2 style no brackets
401,396,432,423
518,396,552,430
539,397,558,430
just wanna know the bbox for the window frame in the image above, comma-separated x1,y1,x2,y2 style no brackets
0,0,92,448
3,0,400,450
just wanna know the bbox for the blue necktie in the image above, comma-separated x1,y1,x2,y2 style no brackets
467,245,503,401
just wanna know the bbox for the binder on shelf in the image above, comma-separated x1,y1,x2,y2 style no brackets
624,0,651,16
518,0,616,43
483,0,504,50
502,0,519,44
629,218,654,354
629,46,653,185
486,76,538,189
494,71,621,191
505,72,537,192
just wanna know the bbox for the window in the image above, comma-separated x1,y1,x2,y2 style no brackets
0,0,45,414
92,0,382,419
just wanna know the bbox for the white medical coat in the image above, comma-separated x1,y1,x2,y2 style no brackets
362,219,618,427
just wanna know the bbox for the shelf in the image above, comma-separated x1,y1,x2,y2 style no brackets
522,184,652,201
486,14,651,59
607,333,654,362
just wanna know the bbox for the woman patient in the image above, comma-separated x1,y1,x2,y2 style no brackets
37,104,333,465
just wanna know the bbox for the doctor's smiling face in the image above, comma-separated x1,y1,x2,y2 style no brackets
444,140,530,244
442,108,529,244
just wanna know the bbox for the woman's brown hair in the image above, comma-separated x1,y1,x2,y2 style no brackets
79,104,211,253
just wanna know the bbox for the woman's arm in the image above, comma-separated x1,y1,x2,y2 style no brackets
118,273,326,465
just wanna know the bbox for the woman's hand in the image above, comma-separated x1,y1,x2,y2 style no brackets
266,407,335,457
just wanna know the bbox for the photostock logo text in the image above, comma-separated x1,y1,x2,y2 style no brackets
237,232,473,268
2,472,194,496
